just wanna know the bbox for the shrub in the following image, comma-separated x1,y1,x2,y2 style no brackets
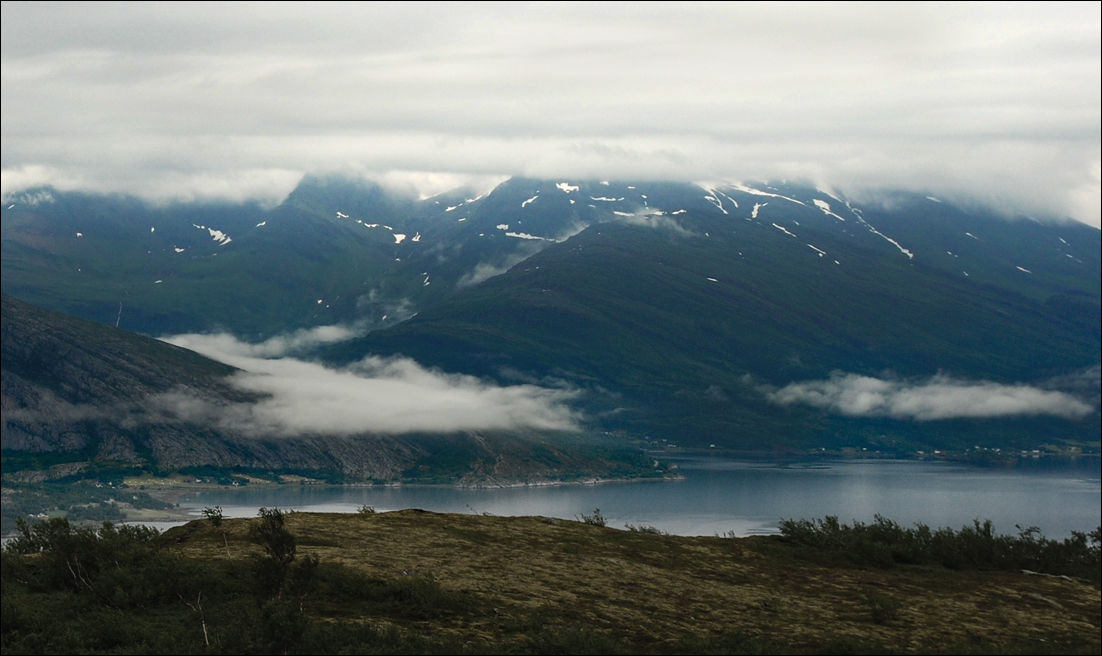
779,515,1101,580
202,506,223,527
249,507,297,598
864,591,902,624
576,508,607,527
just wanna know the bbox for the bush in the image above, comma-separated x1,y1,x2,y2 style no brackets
864,591,902,624
576,508,607,527
202,505,224,527
778,515,1101,580
249,507,298,598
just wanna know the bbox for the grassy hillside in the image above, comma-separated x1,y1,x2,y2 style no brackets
3,510,1099,654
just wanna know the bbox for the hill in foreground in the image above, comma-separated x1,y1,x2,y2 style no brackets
4,509,1098,654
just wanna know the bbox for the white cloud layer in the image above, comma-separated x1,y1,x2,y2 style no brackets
769,373,1094,421
615,208,694,235
171,324,367,359
1,3,1099,226
159,332,579,436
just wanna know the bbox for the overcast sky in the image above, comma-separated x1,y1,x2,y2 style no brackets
2,2,1099,226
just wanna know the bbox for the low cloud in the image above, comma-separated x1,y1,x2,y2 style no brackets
167,324,364,359
768,372,1094,421
371,170,509,201
457,251,534,289
158,333,579,436
614,208,694,236
1043,365,1102,401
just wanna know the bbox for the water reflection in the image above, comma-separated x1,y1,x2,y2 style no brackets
171,458,1101,538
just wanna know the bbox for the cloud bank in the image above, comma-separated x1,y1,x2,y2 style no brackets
614,208,694,236
457,251,534,289
170,324,367,359
1,3,1098,226
768,373,1094,421
159,333,579,436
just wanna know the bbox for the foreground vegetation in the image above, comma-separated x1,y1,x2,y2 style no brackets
3,510,1099,654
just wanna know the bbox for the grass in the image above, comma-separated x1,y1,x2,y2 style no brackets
155,510,1101,653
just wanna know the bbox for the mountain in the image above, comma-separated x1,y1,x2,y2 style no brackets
3,177,1099,455
321,180,1101,452
1,177,581,337
1,294,650,483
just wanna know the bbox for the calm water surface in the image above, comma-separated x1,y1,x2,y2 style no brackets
169,458,1101,538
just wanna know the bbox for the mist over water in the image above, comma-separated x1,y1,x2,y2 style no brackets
171,458,1101,539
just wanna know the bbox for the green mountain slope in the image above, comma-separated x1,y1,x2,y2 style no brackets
4,178,1099,453
1,178,581,336
323,183,1100,451
1,294,646,482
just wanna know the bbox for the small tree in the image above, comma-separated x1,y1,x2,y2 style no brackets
203,506,232,558
576,508,607,527
249,507,297,598
201,506,223,528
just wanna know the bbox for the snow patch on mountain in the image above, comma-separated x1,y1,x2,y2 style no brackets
697,184,729,214
854,217,913,259
716,190,739,208
193,224,232,245
506,231,552,241
773,223,797,238
812,199,846,221
729,183,806,207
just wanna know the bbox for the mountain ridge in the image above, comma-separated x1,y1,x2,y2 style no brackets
1,294,649,483
3,176,1098,455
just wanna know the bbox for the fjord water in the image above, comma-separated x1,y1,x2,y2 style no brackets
174,458,1101,539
